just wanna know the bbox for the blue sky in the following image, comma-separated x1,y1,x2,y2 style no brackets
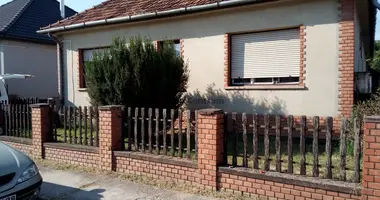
1,0,380,40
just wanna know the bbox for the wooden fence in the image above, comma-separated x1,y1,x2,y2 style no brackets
225,113,362,183
0,104,32,138
123,108,197,160
51,106,99,147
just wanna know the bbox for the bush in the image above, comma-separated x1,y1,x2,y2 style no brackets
84,37,189,109
351,89,380,121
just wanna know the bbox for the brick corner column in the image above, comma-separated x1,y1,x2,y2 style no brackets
31,103,51,159
197,108,224,190
99,105,124,171
362,116,380,199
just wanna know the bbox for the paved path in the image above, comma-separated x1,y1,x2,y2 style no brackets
38,167,216,200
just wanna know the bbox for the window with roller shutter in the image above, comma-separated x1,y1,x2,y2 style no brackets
230,28,300,85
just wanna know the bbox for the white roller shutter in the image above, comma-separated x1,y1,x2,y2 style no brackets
231,28,300,79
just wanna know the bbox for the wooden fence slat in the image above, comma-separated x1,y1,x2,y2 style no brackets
89,107,94,146
148,108,153,153
186,110,191,159
63,106,67,143
276,115,281,172
134,108,139,150
127,107,132,151
300,116,306,175
253,114,259,169
11,105,14,137
325,117,333,179
242,113,248,168
7,105,11,136
28,105,32,138
178,110,183,158
73,107,77,144
340,118,347,181
195,110,198,160
171,109,175,157
95,107,99,147
16,105,19,137
21,104,25,137
141,108,145,152
163,109,167,155
223,112,227,164
313,116,320,177
353,118,361,183
4,105,8,136
232,112,237,166
155,108,160,155
264,114,270,171
288,115,294,174
84,106,88,146
79,106,83,145
69,107,73,144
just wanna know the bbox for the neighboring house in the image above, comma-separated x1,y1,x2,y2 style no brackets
38,0,376,119
0,0,76,99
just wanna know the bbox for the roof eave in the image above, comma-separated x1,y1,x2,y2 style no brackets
37,0,270,34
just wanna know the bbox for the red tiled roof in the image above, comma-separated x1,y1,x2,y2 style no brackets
42,0,273,30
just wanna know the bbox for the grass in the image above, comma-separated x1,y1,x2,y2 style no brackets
225,133,362,182
55,128,97,145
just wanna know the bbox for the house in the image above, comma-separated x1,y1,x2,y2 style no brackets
0,0,76,99
38,0,376,119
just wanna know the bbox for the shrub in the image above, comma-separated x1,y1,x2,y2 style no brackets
84,37,189,109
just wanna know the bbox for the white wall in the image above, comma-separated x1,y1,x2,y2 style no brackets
61,0,341,116
0,40,58,98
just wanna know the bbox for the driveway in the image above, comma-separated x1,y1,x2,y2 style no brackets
38,166,216,200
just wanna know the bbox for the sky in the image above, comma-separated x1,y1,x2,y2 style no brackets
1,0,380,40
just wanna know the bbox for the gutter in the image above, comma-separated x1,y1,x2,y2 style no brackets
37,0,262,34
48,33,64,106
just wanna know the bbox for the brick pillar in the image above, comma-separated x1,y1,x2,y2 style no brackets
362,116,380,200
99,105,123,171
31,104,51,159
197,109,224,190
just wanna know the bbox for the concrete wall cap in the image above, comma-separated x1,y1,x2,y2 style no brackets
364,116,380,123
98,105,125,111
197,108,224,115
30,103,50,108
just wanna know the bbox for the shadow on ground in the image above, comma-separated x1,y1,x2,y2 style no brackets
40,182,104,200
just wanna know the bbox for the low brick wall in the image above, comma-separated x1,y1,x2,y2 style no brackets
115,151,198,185
0,136,33,156
44,143,99,168
218,168,360,200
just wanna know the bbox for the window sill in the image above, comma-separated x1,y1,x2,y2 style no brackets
78,88,88,92
225,84,306,90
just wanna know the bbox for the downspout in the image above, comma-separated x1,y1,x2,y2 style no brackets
48,33,64,106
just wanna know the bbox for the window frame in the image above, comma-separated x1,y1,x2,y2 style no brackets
156,39,181,57
225,26,306,90
78,46,109,90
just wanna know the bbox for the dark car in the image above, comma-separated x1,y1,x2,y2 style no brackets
0,142,42,200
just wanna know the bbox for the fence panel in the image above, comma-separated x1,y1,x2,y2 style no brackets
122,107,197,160
1,104,32,138
224,113,363,183
51,105,99,147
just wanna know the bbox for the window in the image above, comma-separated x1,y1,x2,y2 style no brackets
158,40,181,57
230,28,300,86
78,47,108,89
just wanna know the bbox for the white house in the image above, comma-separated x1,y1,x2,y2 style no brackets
38,0,375,118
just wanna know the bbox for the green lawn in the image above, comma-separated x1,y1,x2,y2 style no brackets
55,128,98,146
225,134,361,182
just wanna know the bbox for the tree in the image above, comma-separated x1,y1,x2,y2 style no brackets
369,41,380,72
84,37,189,109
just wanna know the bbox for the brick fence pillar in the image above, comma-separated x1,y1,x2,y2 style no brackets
31,104,51,159
197,109,224,190
99,105,123,171
362,116,380,200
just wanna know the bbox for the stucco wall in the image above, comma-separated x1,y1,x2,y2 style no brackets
0,40,58,98
61,0,340,116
